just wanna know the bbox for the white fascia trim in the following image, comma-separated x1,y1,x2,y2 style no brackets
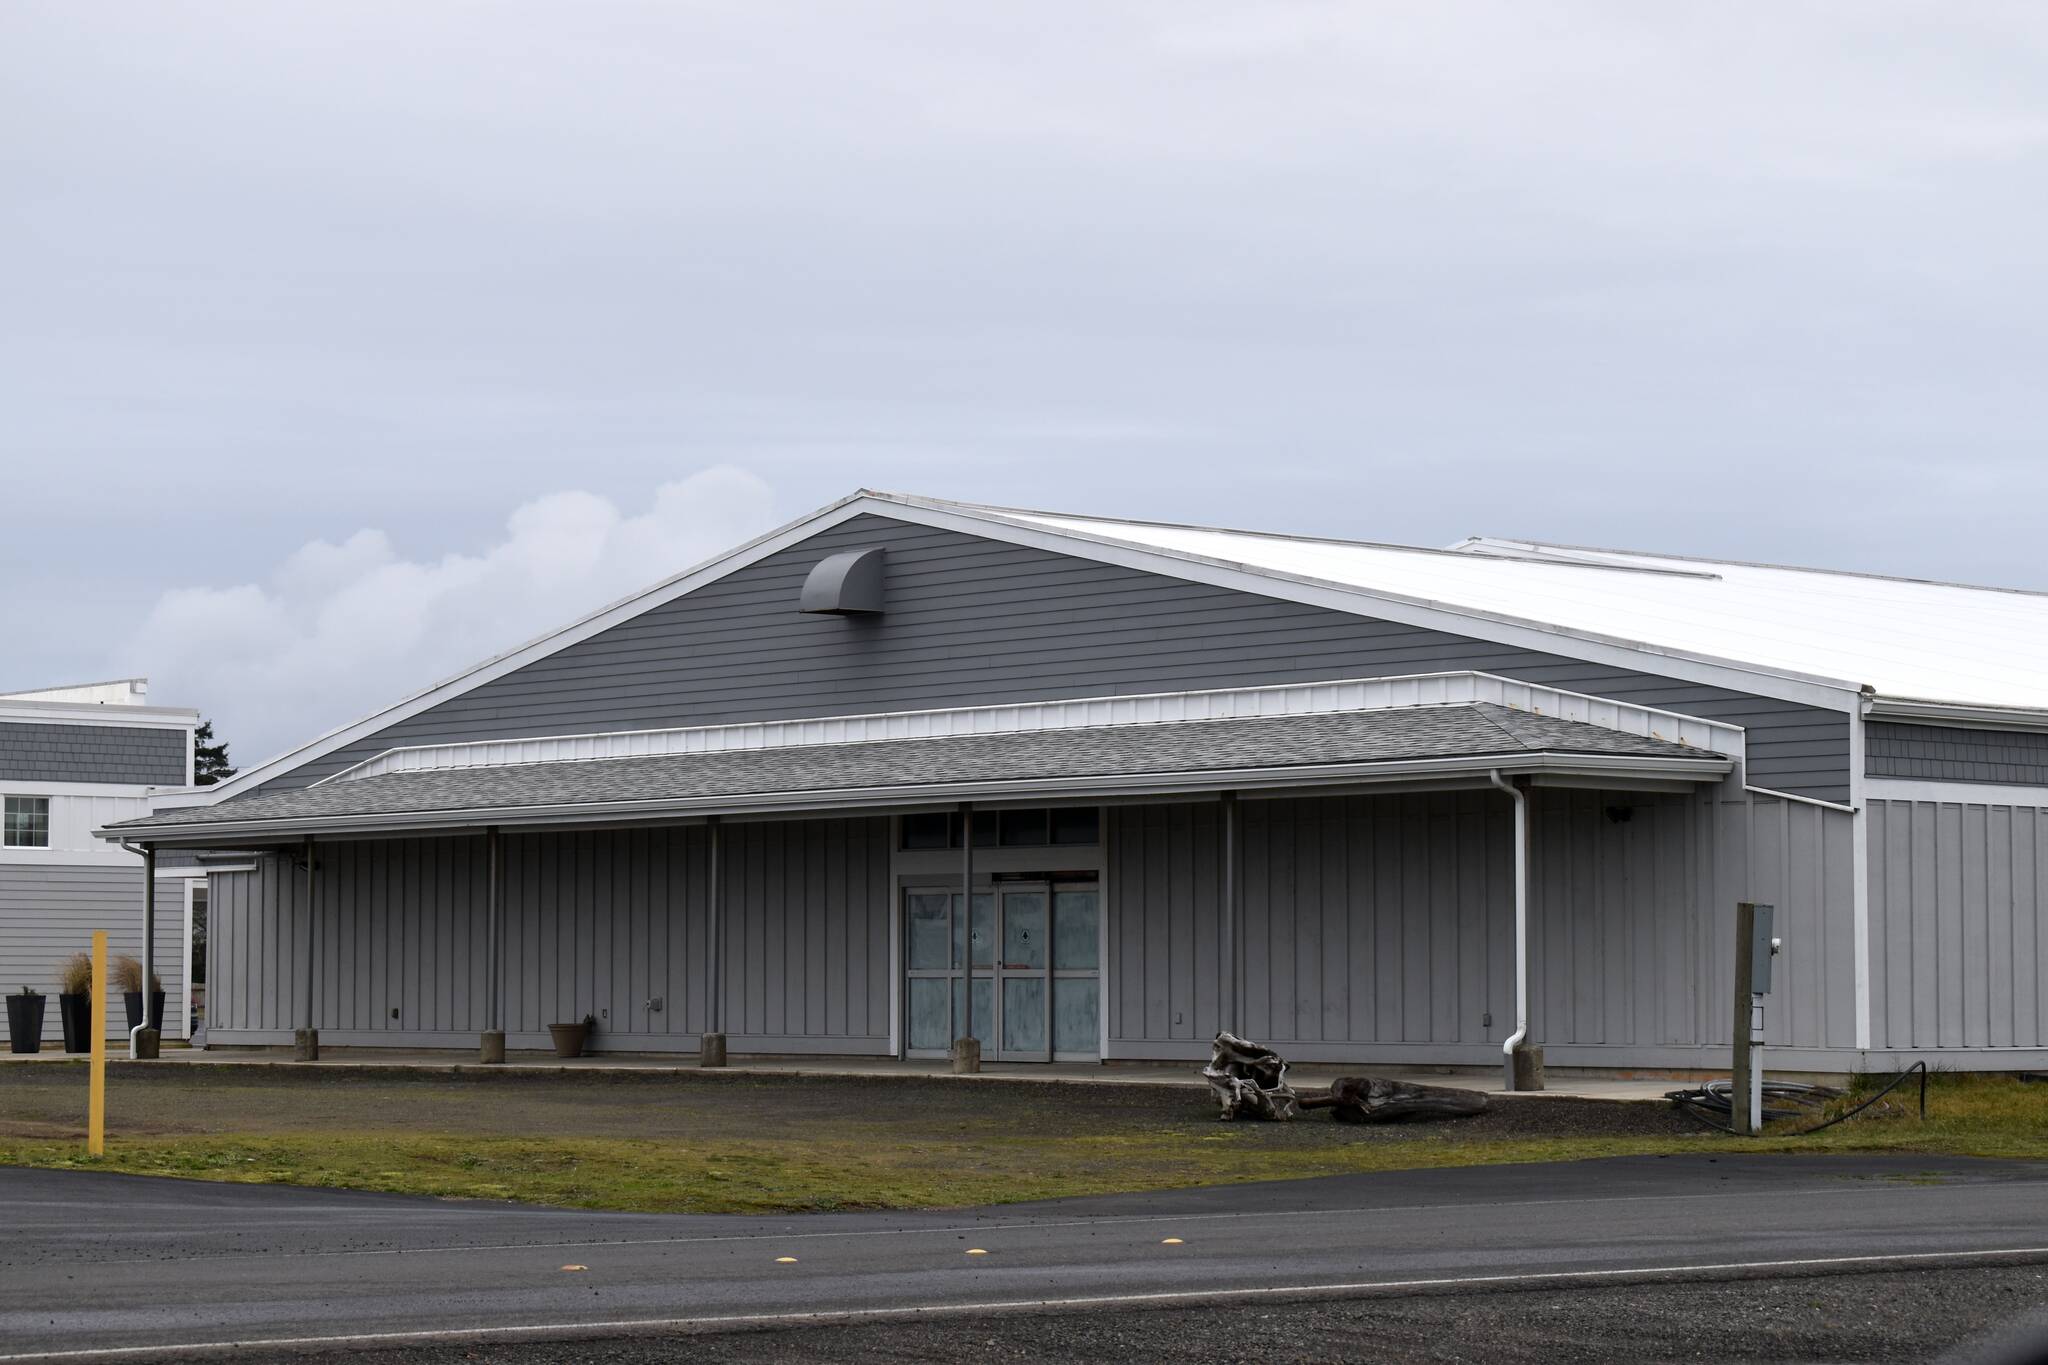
0,848,141,866
178,487,1845,805
1864,777,2048,807
0,701,199,729
327,670,1745,783
99,753,1734,844
1865,698,2048,733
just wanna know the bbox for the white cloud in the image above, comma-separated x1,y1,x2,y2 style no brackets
132,467,778,773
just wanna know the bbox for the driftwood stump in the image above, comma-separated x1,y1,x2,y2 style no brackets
1298,1075,1489,1124
1202,1031,1301,1120
1202,1033,1489,1124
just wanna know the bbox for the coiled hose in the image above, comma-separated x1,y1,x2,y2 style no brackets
1666,1062,1928,1136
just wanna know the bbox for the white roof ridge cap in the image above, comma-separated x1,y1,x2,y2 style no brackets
893,493,1718,581
1467,535,2048,599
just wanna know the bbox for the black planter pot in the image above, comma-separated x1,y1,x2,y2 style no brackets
58,993,90,1053
122,990,166,1033
7,994,46,1054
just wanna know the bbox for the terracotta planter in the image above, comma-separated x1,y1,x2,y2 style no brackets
58,994,90,1053
123,991,166,1033
548,1022,590,1058
7,993,46,1054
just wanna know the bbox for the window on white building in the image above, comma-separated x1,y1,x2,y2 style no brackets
3,796,50,848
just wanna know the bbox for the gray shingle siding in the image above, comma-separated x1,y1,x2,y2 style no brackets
1867,721,2048,789
0,722,187,786
249,514,1851,801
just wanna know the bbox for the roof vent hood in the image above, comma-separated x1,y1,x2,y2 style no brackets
799,548,886,615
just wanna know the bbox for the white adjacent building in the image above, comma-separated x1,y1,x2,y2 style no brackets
1,679,203,1043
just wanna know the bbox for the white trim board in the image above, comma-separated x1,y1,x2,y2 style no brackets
0,700,198,729
1863,777,2048,807
168,490,1859,806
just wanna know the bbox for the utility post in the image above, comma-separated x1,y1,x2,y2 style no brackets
1731,902,1778,1136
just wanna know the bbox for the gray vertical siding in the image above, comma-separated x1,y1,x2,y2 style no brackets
502,826,711,1042
254,515,1850,800
0,862,190,1043
206,817,891,1054
1868,800,2048,1051
1107,786,1856,1064
721,817,891,1052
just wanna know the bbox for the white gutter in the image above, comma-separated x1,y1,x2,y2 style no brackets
1488,770,1530,1090
98,752,1733,845
1864,696,2048,733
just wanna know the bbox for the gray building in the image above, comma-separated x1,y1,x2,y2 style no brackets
3,679,202,1044
104,494,2048,1076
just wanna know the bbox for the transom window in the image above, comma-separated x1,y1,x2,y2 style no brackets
899,806,1099,851
3,796,50,849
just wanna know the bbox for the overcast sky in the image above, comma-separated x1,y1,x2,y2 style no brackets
5,3,2047,767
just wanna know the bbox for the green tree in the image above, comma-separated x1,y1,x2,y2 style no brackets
193,718,237,785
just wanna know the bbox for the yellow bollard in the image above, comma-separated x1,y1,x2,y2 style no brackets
89,931,106,1157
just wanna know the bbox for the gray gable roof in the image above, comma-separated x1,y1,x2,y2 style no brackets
106,703,1724,840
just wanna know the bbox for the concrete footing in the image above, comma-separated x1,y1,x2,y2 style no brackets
130,1028,159,1060
478,1030,505,1065
699,1032,728,1068
1507,1044,1546,1092
293,1028,320,1062
950,1036,982,1074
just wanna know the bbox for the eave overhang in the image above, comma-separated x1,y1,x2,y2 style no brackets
98,750,1732,848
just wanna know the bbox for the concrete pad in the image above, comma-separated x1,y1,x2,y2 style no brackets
32,1044,1688,1102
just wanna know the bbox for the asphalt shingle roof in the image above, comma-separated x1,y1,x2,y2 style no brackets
107,703,1720,834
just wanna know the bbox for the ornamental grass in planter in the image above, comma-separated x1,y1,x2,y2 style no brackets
111,955,165,1034
56,952,92,1053
7,986,45,1054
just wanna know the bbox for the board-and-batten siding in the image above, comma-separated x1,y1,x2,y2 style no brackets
1867,800,2048,1051
1107,788,1856,1064
252,515,1850,801
0,863,188,1043
207,818,891,1052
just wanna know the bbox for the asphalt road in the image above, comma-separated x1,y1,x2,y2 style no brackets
4,1155,2047,1363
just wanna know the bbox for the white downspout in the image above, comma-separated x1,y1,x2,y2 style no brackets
1488,770,1529,1090
119,842,155,1058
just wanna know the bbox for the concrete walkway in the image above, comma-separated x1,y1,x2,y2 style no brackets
0,1045,1683,1101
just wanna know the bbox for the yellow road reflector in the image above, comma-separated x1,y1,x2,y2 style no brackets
775,1256,799,1264
1161,1238,1184,1245
560,1265,588,1272
965,1248,988,1256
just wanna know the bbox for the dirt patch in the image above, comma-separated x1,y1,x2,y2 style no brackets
0,1064,1691,1147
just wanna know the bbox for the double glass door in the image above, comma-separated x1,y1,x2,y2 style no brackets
904,882,1099,1060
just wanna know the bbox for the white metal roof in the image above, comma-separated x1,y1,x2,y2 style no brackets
993,510,2048,714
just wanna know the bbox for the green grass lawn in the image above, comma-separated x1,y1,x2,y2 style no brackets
1,1067,2041,1214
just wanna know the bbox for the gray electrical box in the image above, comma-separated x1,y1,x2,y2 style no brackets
1749,903,1777,995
